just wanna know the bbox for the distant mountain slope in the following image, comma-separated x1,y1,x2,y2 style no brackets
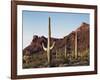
23,22,89,56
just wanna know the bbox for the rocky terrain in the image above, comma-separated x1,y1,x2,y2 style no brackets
23,22,90,68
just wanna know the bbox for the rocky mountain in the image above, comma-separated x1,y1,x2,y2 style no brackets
23,22,89,56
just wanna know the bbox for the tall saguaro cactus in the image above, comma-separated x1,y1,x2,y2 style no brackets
64,44,67,59
64,38,67,59
75,31,78,59
42,17,55,67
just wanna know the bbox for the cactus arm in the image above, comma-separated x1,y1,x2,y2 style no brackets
42,43,47,51
50,42,55,50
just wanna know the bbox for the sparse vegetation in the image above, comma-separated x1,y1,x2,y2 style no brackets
23,49,89,68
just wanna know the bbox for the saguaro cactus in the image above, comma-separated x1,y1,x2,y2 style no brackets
56,48,58,59
75,31,78,59
42,17,55,66
64,37,67,59
64,44,67,59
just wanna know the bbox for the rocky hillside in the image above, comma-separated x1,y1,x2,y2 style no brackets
23,22,89,56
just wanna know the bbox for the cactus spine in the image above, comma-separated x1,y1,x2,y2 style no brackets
75,31,78,59
42,17,55,66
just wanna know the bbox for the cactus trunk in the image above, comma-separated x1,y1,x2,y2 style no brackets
47,17,51,65
65,44,67,59
75,31,78,59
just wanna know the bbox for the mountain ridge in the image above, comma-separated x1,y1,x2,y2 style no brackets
23,22,89,56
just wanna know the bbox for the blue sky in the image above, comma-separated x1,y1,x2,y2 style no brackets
22,10,89,48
